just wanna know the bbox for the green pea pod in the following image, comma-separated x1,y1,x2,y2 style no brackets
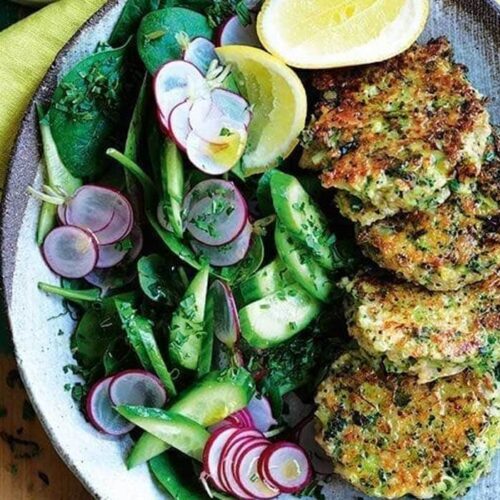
161,139,184,238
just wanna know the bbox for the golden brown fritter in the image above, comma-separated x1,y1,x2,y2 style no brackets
341,272,500,383
315,352,500,499
300,38,491,224
357,134,500,291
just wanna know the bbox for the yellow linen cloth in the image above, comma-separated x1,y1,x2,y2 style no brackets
0,0,106,191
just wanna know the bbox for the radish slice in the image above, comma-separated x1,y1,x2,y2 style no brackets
203,427,240,491
211,89,251,128
57,204,67,225
154,60,205,132
189,98,247,144
96,241,128,269
168,100,192,151
234,442,278,499
42,226,98,279
183,37,217,74
217,14,262,48
207,280,240,348
157,108,170,136
258,442,313,494
210,408,254,433
296,416,333,475
108,370,167,408
86,377,134,435
191,221,252,267
65,185,133,245
184,180,248,246
84,267,136,295
247,395,277,433
245,0,261,10
121,224,144,265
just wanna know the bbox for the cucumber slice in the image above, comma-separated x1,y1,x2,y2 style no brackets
169,266,209,371
116,300,177,397
270,171,335,270
116,406,209,460
275,222,334,302
240,284,321,348
237,258,294,305
127,368,255,467
161,139,184,238
149,453,206,500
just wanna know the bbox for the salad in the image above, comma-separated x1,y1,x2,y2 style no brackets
30,0,358,498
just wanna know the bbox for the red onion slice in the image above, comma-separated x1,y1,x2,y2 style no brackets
42,226,98,279
108,370,167,409
86,377,135,436
190,221,252,267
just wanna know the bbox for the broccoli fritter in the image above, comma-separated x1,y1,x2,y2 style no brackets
341,272,499,383
315,352,500,499
357,133,500,290
300,37,491,224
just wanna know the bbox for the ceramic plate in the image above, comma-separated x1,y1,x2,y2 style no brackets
1,1,499,498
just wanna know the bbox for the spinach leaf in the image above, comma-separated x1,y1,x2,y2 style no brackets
109,0,161,47
137,7,212,73
137,254,186,304
49,44,129,178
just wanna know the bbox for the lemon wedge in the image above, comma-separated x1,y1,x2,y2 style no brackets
216,45,307,176
257,0,430,69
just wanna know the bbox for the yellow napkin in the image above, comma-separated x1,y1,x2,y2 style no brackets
0,0,106,190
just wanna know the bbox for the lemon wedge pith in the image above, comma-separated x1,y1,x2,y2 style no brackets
257,0,430,69
216,45,307,176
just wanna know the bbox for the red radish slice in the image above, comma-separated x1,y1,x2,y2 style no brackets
186,129,246,175
247,395,277,433
258,442,313,493
210,408,254,433
203,427,240,491
211,89,251,128
245,0,261,10
157,108,170,136
42,226,98,279
121,224,144,265
190,221,252,267
84,267,136,296
189,98,247,144
96,241,128,269
108,370,167,409
86,376,134,435
185,185,248,246
154,60,205,132
207,280,240,348
217,14,262,48
183,37,217,74
65,185,133,245
234,442,278,499
168,100,192,151
57,204,67,225
296,416,333,475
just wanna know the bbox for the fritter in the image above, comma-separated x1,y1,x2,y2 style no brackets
300,37,491,224
357,133,500,291
315,352,500,499
341,272,499,383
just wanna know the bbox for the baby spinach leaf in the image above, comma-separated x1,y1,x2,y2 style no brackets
137,7,212,73
49,44,129,178
109,0,161,47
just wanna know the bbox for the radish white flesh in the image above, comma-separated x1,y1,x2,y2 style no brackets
258,442,313,493
217,14,261,48
247,395,277,433
86,377,134,435
187,129,246,175
207,280,240,348
96,241,128,269
168,100,192,151
108,370,167,408
154,60,205,132
65,185,133,245
42,226,98,278
190,221,252,267
296,416,333,475
203,427,240,491
184,37,217,74
211,88,251,128
234,442,278,499
184,180,248,246
189,98,247,144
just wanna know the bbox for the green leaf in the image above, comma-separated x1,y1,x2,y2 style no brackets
137,7,212,73
49,44,129,178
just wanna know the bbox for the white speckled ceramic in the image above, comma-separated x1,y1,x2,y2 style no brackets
1,1,499,499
